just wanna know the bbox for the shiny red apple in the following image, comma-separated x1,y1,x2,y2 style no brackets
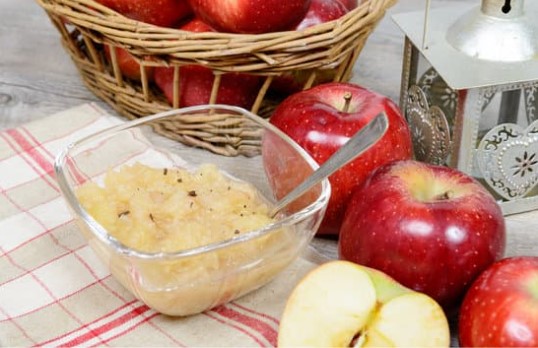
154,65,260,108
103,45,153,81
338,0,359,11
95,0,192,27
154,18,261,108
187,0,311,33
179,16,213,32
459,256,538,347
339,160,506,309
268,82,412,236
295,0,348,30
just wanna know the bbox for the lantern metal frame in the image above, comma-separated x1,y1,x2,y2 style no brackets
393,1,538,215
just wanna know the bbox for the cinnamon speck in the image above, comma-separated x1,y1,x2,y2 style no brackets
118,210,130,218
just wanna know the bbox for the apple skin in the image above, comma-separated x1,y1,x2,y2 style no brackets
179,16,214,32
338,0,359,11
154,65,260,109
295,0,349,30
154,18,261,108
338,159,506,310
187,0,311,34
268,82,413,236
103,45,154,81
459,256,538,347
95,0,192,27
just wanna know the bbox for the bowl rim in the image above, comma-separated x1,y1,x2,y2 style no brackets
54,104,331,260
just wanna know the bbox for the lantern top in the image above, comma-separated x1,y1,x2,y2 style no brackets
447,0,537,63
393,2,538,90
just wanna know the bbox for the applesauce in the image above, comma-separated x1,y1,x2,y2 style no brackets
76,163,277,253
75,163,297,315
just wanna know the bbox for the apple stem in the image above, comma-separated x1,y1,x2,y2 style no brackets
342,92,352,113
349,332,366,348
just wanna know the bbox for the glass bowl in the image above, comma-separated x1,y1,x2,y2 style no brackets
54,104,330,316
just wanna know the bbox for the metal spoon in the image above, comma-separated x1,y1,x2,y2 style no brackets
270,111,389,217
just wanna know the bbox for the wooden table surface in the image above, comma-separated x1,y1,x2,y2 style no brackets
2,0,538,345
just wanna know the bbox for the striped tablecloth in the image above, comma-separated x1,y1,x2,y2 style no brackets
0,104,317,347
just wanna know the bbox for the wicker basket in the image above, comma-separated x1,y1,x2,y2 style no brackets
36,0,396,155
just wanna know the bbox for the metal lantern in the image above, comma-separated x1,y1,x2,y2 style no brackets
393,0,538,214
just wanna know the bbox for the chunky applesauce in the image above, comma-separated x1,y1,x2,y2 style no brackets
76,162,276,253
75,162,297,316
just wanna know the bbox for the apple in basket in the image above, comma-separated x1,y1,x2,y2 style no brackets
268,0,348,96
154,18,261,109
103,45,154,81
95,0,192,27
278,260,450,347
339,160,506,310
188,0,312,33
295,0,349,30
459,256,538,347
339,0,359,11
268,82,413,236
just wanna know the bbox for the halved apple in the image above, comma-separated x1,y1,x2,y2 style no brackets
277,260,450,347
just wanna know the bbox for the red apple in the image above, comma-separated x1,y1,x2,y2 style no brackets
187,0,311,33
103,45,153,81
179,16,214,32
339,0,359,11
459,256,538,347
295,0,348,30
339,160,506,309
95,0,192,27
154,65,260,108
268,82,412,236
154,18,261,108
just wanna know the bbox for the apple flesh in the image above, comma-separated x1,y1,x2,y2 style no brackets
269,82,412,236
459,256,538,347
339,160,506,310
278,260,450,347
95,0,192,27
188,0,311,33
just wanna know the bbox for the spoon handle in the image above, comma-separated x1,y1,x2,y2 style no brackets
271,111,389,217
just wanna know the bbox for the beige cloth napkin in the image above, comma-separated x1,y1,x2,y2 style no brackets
0,103,319,347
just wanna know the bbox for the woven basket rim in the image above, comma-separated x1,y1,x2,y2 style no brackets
37,0,397,57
